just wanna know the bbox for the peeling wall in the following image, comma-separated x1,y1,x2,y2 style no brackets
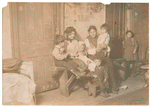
65,3,106,41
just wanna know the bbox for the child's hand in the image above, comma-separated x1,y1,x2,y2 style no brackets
122,41,124,44
87,60,91,64
93,75,98,78
60,48,65,53
133,49,136,54
103,78,107,83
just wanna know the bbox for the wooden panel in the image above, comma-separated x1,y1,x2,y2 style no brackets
25,3,37,41
43,3,53,40
9,3,20,58
34,3,43,40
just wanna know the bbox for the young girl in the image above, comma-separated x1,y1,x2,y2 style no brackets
122,30,138,75
97,23,111,57
64,26,87,73
84,26,98,59
52,35,85,79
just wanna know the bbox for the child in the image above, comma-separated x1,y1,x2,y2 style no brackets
88,56,110,98
97,23,111,57
122,30,138,75
64,27,87,73
93,44,119,94
52,35,85,79
77,41,96,72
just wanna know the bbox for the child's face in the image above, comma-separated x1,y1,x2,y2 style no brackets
78,44,86,52
89,29,97,38
59,41,65,47
68,31,75,40
94,59,102,67
101,28,107,34
126,32,132,39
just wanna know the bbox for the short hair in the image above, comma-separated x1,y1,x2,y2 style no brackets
126,30,134,37
54,35,65,45
92,53,104,62
88,26,97,32
64,26,77,35
100,23,109,32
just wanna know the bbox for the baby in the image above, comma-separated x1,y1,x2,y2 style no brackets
77,41,96,72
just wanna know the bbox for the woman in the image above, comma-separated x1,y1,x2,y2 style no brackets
84,26,98,59
85,25,119,94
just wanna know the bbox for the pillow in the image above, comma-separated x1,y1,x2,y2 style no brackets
3,58,22,73
19,61,34,80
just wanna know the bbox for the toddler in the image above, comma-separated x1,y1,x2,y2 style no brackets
88,56,110,98
97,23,111,57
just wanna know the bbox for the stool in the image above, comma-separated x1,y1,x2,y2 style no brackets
88,84,99,98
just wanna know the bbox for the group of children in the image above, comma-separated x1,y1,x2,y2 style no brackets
52,23,138,98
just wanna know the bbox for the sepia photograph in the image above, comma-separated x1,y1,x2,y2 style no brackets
2,2,149,105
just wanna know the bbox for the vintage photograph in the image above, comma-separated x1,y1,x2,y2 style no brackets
2,2,149,105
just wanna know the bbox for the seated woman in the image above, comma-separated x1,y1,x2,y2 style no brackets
84,26,98,59
64,26,88,73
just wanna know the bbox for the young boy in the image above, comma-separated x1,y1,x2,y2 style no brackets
97,23,111,57
88,56,110,98
52,35,85,79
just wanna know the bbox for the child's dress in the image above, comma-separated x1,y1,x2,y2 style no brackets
77,51,96,72
97,33,111,54
123,38,138,61
97,33,110,46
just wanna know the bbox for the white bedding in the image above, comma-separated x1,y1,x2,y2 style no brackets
2,73,36,105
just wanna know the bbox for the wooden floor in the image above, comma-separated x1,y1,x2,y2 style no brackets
36,74,147,105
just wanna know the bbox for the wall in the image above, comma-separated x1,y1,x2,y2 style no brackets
64,3,106,41
2,4,12,59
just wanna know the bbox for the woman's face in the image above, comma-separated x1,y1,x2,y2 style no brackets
68,31,75,40
89,29,97,38
127,32,132,39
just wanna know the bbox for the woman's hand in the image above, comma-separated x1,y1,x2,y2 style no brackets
93,75,98,78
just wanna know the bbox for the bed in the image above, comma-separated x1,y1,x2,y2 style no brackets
2,61,36,105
